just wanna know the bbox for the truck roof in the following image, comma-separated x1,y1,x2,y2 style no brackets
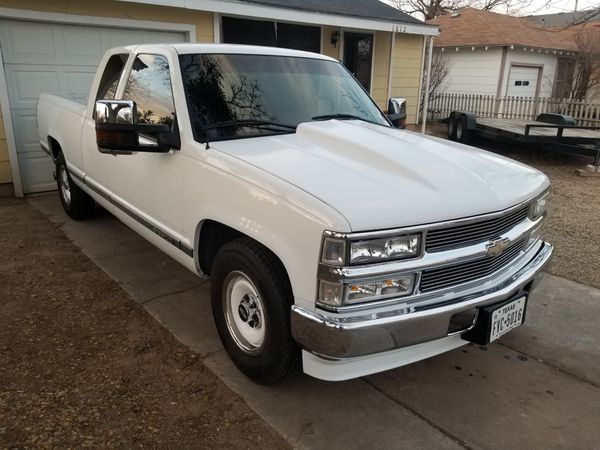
123,43,336,61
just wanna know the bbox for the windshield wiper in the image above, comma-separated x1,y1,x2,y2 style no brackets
311,113,373,123
200,119,297,131
199,120,297,149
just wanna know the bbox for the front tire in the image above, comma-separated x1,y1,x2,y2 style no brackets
55,152,95,220
211,238,298,384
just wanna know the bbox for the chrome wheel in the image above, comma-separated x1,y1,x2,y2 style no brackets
58,164,71,206
223,270,266,355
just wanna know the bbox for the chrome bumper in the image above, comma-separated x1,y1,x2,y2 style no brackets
291,242,553,360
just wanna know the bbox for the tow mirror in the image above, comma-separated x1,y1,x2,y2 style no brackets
387,97,407,129
95,100,180,155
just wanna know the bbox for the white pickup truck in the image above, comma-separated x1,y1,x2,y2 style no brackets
37,44,553,383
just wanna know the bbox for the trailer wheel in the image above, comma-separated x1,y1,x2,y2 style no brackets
456,115,472,144
447,114,457,141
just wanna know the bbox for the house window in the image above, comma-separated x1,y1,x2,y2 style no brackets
222,17,320,53
277,23,321,53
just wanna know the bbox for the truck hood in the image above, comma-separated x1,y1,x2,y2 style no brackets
213,120,549,231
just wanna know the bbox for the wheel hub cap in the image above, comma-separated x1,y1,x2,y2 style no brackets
223,271,266,354
238,294,262,328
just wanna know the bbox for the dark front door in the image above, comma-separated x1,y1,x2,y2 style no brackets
343,33,373,92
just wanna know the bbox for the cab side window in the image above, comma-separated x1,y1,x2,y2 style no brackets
96,53,128,101
122,54,175,126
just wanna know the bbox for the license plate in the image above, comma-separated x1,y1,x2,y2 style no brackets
489,296,526,342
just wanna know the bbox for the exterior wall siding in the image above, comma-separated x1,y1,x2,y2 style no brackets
442,48,504,96
321,25,340,60
439,47,559,99
372,30,391,112
391,33,424,124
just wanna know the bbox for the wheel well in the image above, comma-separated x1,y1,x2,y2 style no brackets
197,220,242,275
48,137,61,159
196,220,293,292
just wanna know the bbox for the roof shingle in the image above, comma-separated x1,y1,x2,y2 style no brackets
428,8,578,51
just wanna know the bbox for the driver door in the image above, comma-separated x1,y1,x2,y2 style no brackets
85,52,184,236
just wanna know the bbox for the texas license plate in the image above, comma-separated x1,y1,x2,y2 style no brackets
489,296,527,342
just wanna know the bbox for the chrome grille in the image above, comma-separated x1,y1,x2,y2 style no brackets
419,238,526,293
426,206,529,252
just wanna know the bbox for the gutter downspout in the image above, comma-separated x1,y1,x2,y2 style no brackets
421,35,434,134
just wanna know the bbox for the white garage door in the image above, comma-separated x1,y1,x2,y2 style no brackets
506,66,539,98
0,19,187,193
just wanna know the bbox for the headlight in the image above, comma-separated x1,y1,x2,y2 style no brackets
318,231,422,308
349,234,421,265
346,275,415,303
531,192,548,219
318,274,416,307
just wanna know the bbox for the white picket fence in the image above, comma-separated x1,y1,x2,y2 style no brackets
429,93,600,126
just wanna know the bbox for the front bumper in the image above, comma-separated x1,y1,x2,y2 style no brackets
291,241,553,360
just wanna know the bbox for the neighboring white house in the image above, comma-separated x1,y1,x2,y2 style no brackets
428,8,578,99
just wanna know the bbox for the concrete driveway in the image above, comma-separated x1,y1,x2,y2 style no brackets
29,193,600,450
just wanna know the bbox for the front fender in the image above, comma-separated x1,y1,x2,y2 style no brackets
182,150,350,310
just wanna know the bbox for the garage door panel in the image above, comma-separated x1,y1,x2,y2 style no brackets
6,68,60,110
0,21,56,63
102,29,145,49
6,65,98,110
13,111,41,155
60,68,98,94
19,155,55,192
507,66,539,97
62,27,104,61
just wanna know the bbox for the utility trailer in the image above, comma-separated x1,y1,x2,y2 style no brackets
445,111,600,172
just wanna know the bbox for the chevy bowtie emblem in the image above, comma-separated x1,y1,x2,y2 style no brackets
486,237,510,257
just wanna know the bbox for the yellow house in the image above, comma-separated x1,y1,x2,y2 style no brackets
0,0,438,196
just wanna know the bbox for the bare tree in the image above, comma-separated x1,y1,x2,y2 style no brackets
421,48,451,117
569,26,600,100
389,0,533,20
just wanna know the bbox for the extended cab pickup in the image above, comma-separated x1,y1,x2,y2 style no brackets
37,44,553,383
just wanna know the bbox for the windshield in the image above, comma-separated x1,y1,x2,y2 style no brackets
179,53,389,142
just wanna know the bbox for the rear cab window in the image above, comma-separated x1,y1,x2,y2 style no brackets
96,53,129,101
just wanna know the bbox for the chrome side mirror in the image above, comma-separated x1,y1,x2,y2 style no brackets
95,100,179,155
95,100,136,125
387,97,407,129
